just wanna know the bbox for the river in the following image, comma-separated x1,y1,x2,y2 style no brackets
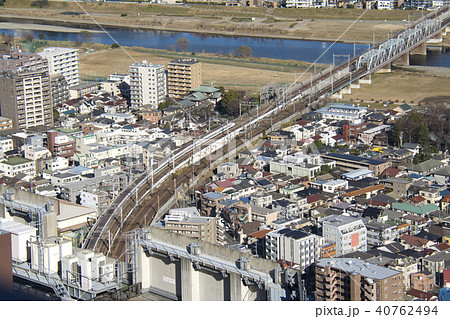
1,24,449,67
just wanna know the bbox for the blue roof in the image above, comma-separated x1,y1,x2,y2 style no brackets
408,173,424,179
63,110,76,115
203,192,226,200
240,196,251,204
67,166,92,174
326,152,386,166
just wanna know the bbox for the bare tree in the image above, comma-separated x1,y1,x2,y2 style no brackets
176,38,190,52
237,45,252,58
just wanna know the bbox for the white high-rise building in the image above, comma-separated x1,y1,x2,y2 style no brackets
129,61,166,109
320,215,367,257
37,47,80,87
265,227,322,271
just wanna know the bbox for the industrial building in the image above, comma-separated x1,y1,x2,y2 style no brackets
132,226,304,301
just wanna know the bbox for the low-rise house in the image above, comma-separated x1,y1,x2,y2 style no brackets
421,251,450,286
0,157,35,179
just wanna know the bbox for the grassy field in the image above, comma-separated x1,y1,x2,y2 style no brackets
58,41,315,92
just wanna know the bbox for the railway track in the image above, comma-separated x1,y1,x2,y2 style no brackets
83,6,450,259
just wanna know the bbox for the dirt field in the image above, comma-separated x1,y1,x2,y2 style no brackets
342,68,450,105
77,45,313,92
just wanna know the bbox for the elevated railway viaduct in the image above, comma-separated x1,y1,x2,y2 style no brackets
83,5,450,262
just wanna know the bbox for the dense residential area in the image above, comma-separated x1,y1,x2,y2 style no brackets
0,28,450,301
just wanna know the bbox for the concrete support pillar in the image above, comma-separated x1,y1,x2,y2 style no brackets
180,258,200,301
411,42,427,55
377,63,392,73
331,91,343,99
341,86,352,94
359,76,372,84
393,52,410,66
350,82,360,89
229,273,249,301
137,246,150,290
427,33,443,44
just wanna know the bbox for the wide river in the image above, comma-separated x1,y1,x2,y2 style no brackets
1,24,449,67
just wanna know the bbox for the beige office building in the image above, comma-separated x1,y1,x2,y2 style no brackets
167,58,202,99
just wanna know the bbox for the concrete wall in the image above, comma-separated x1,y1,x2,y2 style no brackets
0,232,13,295
136,227,284,301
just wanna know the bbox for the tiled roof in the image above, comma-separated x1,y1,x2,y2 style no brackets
393,202,439,215
409,195,426,203
400,234,429,247
343,184,385,198
407,288,436,301
248,229,273,239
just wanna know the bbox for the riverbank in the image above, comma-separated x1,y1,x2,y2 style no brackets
0,7,415,45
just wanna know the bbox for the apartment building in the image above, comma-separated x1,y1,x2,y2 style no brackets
320,215,367,257
265,227,322,271
46,131,75,159
321,153,390,176
50,74,69,108
317,104,368,125
365,221,398,246
315,258,404,301
270,153,336,179
167,58,202,99
129,61,166,109
0,117,13,131
161,207,224,244
37,47,79,87
0,67,53,129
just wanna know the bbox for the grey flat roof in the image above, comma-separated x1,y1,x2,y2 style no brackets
317,258,402,280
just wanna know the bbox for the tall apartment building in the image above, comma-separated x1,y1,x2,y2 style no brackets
49,74,69,108
0,52,53,129
315,258,405,301
37,47,80,87
167,58,202,99
129,61,166,109
320,215,367,257
265,227,322,271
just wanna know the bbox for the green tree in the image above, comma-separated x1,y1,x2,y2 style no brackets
38,33,45,40
313,139,323,150
111,43,120,49
237,45,252,58
158,100,172,111
218,90,241,116
176,38,190,52
320,165,331,175
417,123,429,147
53,109,60,122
